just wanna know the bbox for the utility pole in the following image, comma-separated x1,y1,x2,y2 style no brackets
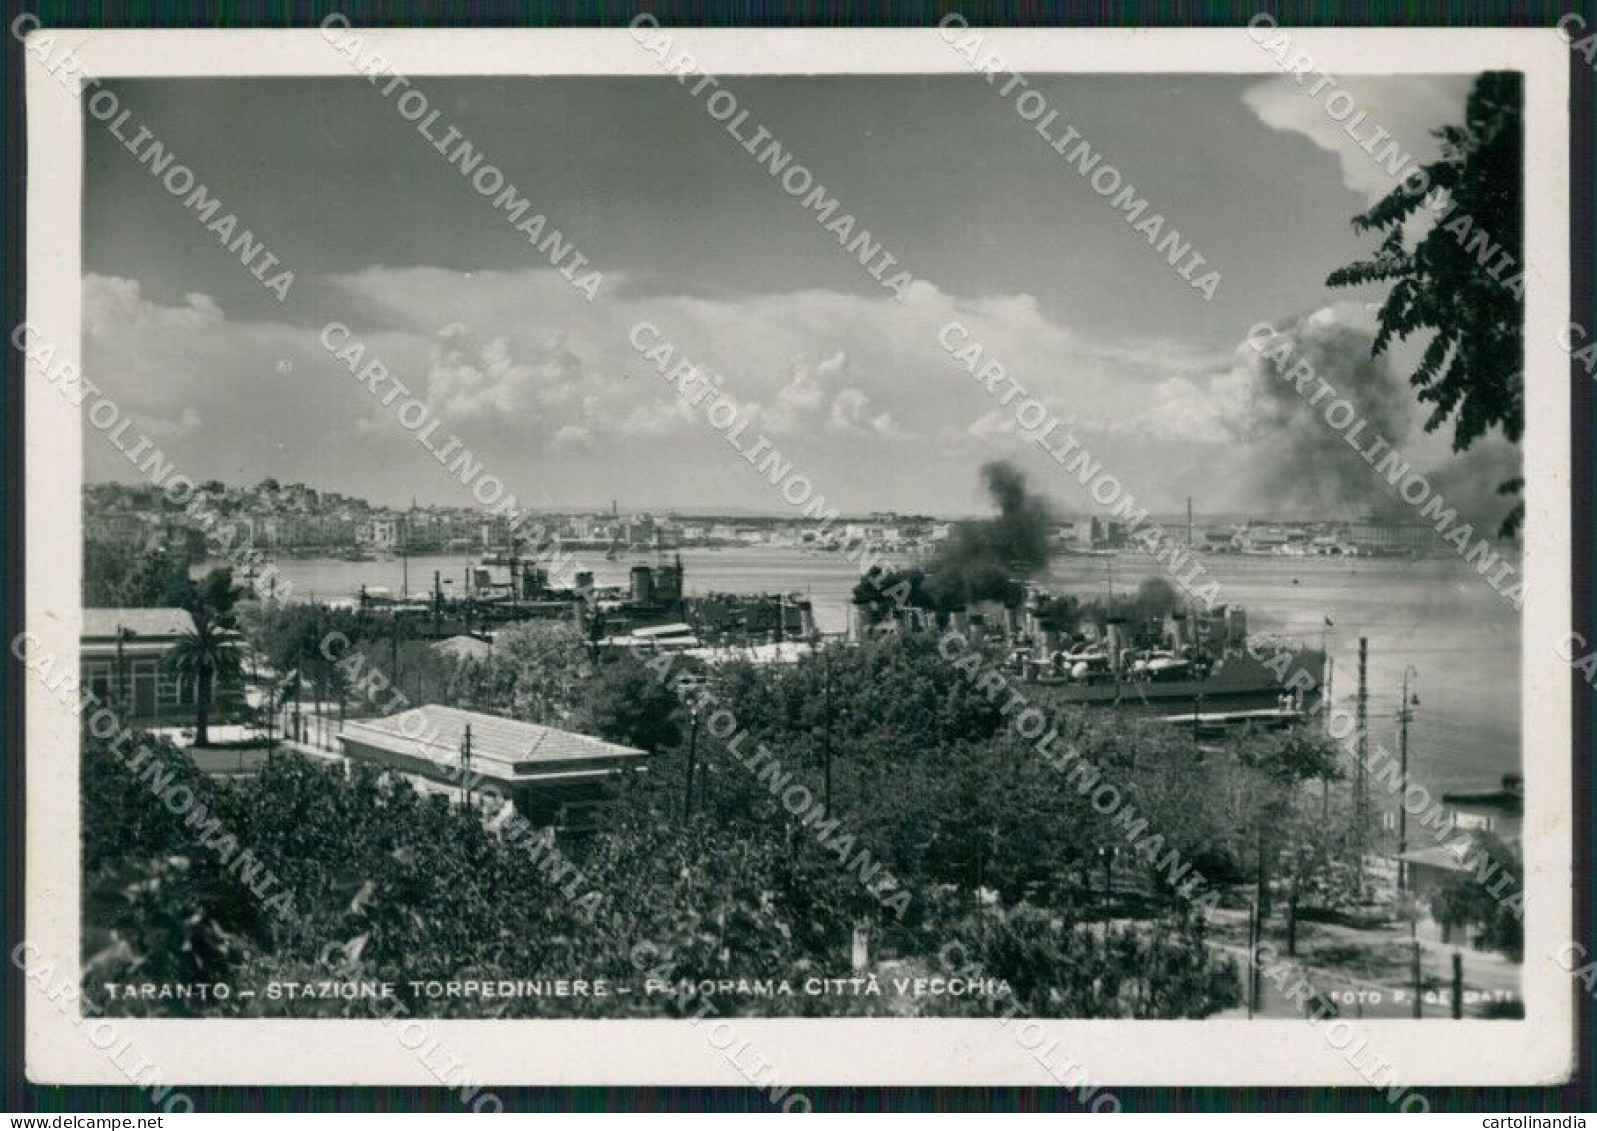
1355,636,1368,844
1322,654,1334,819
823,655,834,813
1256,816,1270,919
461,723,473,806
1323,655,1334,733
1246,897,1258,1019
676,551,686,620
115,627,129,719
316,652,327,750
1410,927,1423,1019
1397,666,1418,892
683,708,700,822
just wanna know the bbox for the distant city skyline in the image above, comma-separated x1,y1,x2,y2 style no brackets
84,473,1433,527
85,72,1477,515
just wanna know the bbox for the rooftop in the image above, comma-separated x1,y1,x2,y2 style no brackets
1442,774,1524,815
1396,842,1474,873
81,607,196,639
340,704,647,781
431,635,494,662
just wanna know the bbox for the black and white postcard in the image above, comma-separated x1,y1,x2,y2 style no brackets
17,23,1576,1097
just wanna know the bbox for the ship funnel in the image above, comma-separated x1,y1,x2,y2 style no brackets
630,565,656,605
797,598,817,641
847,601,868,642
1105,618,1127,671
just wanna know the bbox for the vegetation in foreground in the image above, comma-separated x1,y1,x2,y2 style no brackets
89,598,1402,1020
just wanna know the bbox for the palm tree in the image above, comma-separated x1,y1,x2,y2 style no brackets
166,586,243,748
1327,72,1523,536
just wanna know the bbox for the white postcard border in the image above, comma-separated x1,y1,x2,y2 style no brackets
22,25,1574,1087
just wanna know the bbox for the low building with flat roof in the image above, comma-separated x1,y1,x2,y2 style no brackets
1441,775,1523,846
80,607,199,723
338,704,648,828
1395,774,1523,903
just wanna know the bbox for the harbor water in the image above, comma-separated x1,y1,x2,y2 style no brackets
251,545,1521,799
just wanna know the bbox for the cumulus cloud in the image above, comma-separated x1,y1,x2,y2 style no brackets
827,387,905,439
86,265,1256,511
86,277,224,336
141,405,203,442
83,275,327,466
967,409,1020,441
760,350,910,439
425,322,585,420
1113,371,1253,445
613,397,697,438
764,354,837,432
1241,75,1472,202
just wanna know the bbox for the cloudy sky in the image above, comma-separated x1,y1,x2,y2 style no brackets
84,71,1478,516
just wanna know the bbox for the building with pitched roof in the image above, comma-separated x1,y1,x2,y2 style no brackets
1396,775,1523,898
338,704,648,828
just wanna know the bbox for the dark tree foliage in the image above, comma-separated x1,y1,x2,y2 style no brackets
1429,832,1523,960
578,653,683,752
851,566,934,623
83,631,1324,1021
82,728,198,874
84,544,192,608
1326,72,1524,535
242,603,365,689
952,904,1239,1018
82,732,267,1008
1236,727,1343,787
165,568,244,745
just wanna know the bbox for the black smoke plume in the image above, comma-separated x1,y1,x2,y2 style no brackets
924,461,1052,610
851,462,1053,622
1243,312,1414,519
1077,575,1180,627
1240,308,1521,532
